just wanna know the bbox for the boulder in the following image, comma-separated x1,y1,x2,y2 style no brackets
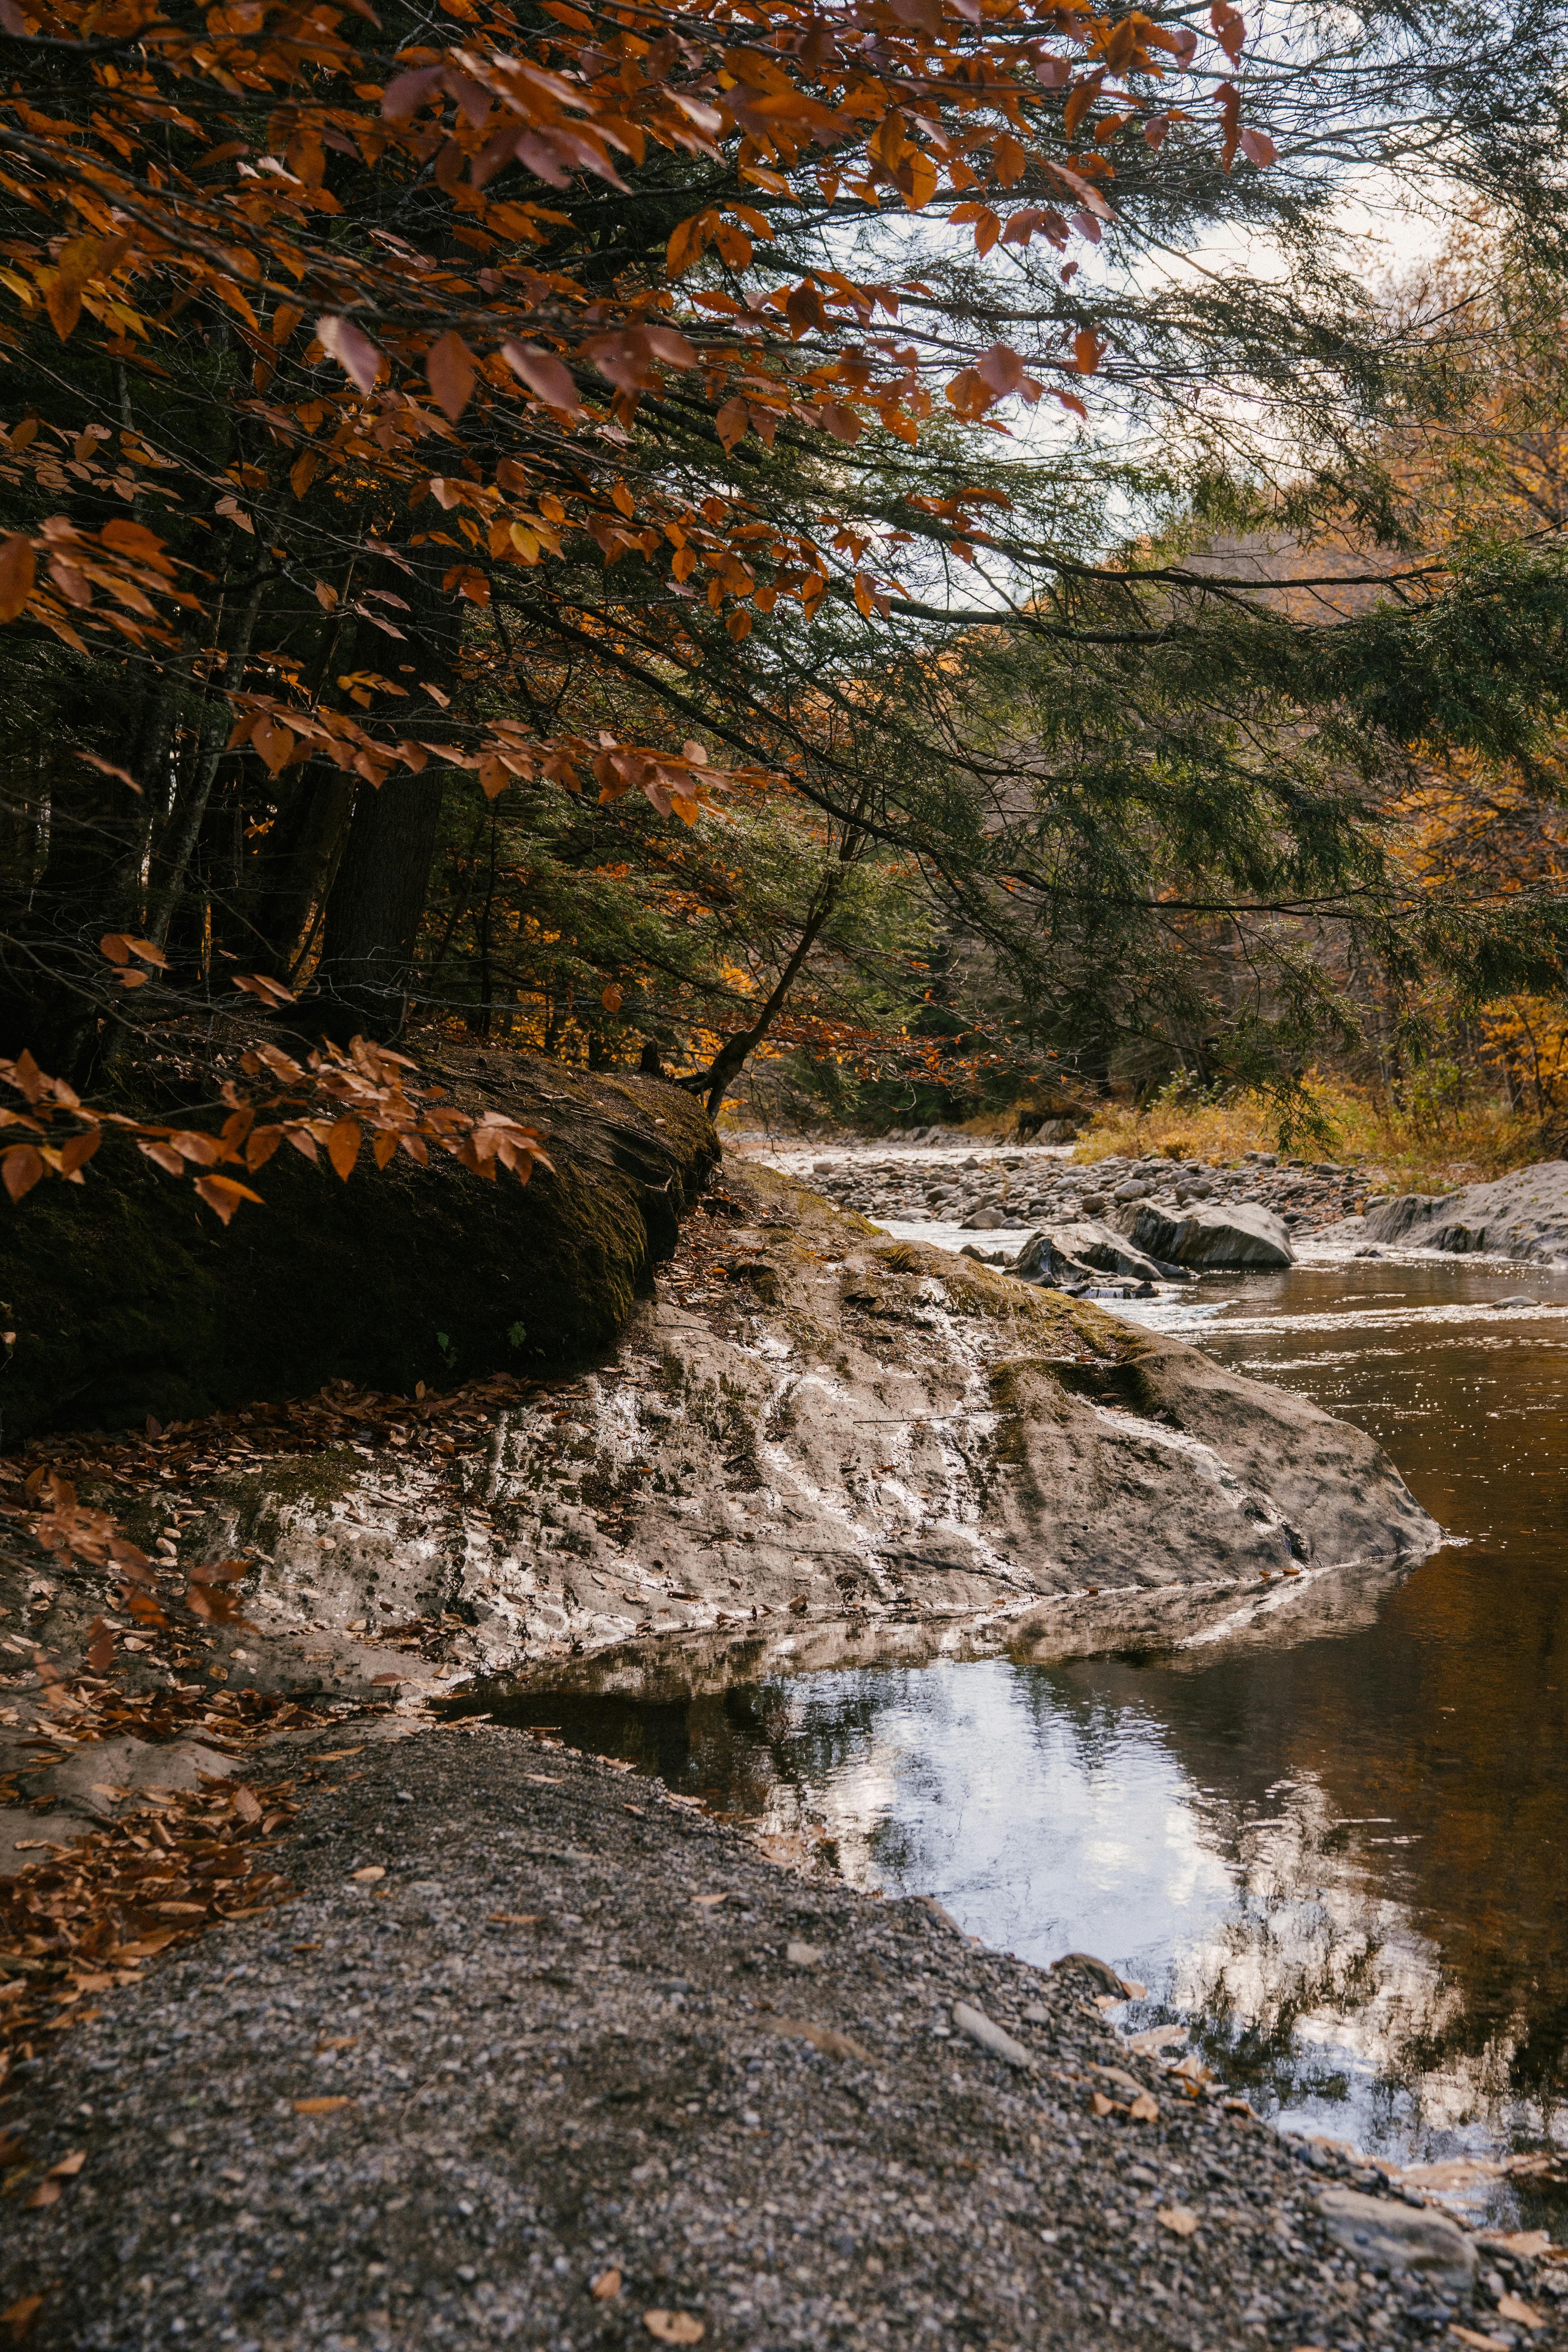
1363,1160,1568,1262
1120,1200,1294,1270
1016,1220,1168,1285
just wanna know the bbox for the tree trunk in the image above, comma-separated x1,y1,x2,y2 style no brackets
311,767,447,1038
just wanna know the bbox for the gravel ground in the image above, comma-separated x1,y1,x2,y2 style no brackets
2,1724,1562,2352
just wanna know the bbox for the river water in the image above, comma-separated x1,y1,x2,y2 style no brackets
491,1230,1568,2214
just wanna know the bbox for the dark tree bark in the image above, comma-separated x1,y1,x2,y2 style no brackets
311,767,447,1038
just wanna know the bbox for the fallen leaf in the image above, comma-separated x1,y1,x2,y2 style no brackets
1487,2232,1553,2257
1450,2331,1510,2352
623,1804,646,1818
644,2314,705,2345
292,2097,355,2116
315,2035,359,2054
691,1893,726,1908
1128,2091,1160,2122
1158,2205,1200,2238
22,2179,60,2210
45,2152,85,2179
310,1748,366,1761
1128,2024,1187,2055
0,2293,46,2341
487,1912,542,1926
591,2269,622,2301
350,1866,385,1884
1496,2296,1546,2331
1091,2090,1121,2117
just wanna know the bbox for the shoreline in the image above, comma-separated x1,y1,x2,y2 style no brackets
4,1722,1562,2352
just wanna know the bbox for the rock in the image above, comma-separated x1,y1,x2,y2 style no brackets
1120,1200,1295,1270
952,2001,1034,2071
785,1940,822,1968
1030,1219,1169,1283
1315,2187,1478,2286
969,1207,1005,1230
1051,1952,1132,1998
1362,1161,1568,1263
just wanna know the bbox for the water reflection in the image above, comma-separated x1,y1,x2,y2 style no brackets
485,1256,1568,2204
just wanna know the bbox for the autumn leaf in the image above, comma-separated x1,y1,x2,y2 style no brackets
501,342,581,412
601,983,623,1012
591,2270,622,2301
193,1173,265,1223
715,397,749,452
326,1117,362,1179
0,533,34,622
1157,2205,1200,2236
426,330,476,422
643,2316,705,2345
316,313,383,395
292,2096,355,2116
1073,329,1106,374
2,1145,44,1201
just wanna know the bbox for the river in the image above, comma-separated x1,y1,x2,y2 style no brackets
486,1216,1568,2221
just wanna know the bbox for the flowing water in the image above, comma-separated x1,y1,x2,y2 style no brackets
480,1235,1568,2217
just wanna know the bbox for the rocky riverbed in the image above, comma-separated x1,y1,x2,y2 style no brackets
4,1722,1564,2352
742,1139,1386,1243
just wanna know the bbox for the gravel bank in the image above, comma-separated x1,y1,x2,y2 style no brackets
2,1724,1563,2352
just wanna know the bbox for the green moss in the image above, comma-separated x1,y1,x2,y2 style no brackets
0,1060,717,1440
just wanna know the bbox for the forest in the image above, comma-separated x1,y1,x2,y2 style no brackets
0,0,1566,1192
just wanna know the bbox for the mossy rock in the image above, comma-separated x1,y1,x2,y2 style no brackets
0,1053,717,1438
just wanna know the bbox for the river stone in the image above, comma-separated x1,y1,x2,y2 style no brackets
1363,1160,1568,1262
953,2000,1035,2071
1030,1218,1168,1283
1120,1200,1295,1270
1315,2186,1478,2285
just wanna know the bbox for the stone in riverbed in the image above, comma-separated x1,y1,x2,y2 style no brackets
1120,1200,1295,1270
1315,2187,1477,2286
1016,1219,1168,1284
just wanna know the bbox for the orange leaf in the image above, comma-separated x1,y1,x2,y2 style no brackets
193,1173,264,1223
601,983,623,1013
501,341,581,412
0,533,34,622
327,1118,362,1180
426,330,476,422
292,2096,355,2116
1073,329,1106,375
715,397,749,453
2,1145,44,1201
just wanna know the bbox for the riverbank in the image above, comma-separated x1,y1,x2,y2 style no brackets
4,1720,1561,2352
0,1154,1439,1878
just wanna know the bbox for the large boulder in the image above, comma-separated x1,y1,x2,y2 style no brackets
1018,1219,1169,1284
1120,1199,1295,1270
1363,1161,1568,1262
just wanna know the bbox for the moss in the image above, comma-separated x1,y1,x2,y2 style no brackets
205,1451,362,1547
0,1057,717,1440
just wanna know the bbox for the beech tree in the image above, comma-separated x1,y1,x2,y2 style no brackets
0,0,1565,1172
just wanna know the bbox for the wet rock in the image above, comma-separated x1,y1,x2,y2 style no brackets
1120,1200,1295,1270
1316,2187,1479,2286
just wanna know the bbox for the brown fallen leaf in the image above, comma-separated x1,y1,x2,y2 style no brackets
1486,2232,1553,2257
1091,2091,1122,2118
0,2128,25,2167
315,2034,359,2054
488,1913,541,1927
644,2314,704,2345
231,1786,263,1826
1450,2330,1510,2352
311,1748,365,1762
22,2181,60,2211
292,2097,355,2116
1128,2091,1159,2122
691,1893,726,1908
0,2292,47,2341
770,2018,872,2064
591,2269,622,2301
46,2153,85,2179
1157,2206,1200,2238
624,1804,646,1818
350,1866,385,1884
1496,2295,1546,2332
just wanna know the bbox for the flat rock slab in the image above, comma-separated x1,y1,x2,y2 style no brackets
1317,2185,1479,2285
1120,1200,1296,1270
1,1728,1548,2352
